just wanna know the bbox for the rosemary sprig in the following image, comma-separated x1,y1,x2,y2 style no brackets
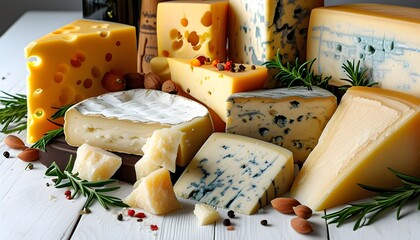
45,156,128,210
323,168,420,230
0,91,27,133
340,59,378,89
263,50,331,90
31,104,73,151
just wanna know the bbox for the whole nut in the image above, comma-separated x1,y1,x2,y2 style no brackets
290,217,313,234
3,135,27,150
271,197,301,214
161,80,178,94
144,72,163,90
293,205,313,219
17,148,39,162
124,72,145,89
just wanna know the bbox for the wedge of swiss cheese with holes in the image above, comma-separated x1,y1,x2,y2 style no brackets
25,19,137,143
307,4,420,96
64,89,214,167
290,87,420,210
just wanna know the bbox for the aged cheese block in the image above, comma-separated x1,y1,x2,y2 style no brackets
193,203,220,226
226,86,337,165
307,4,420,97
25,19,137,143
73,143,122,181
157,0,228,61
167,57,267,121
124,168,181,215
228,0,324,65
290,87,420,210
134,128,184,180
174,133,294,215
64,89,214,167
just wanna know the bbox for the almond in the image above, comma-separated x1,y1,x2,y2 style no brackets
290,217,313,234
293,205,313,219
3,135,27,150
17,148,39,162
271,197,301,214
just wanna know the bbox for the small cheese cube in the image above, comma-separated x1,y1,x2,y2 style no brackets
73,143,122,181
290,87,420,210
134,128,184,180
157,0,228,61
307,4,420,96
174,133,294,215
124,168,181,215
167,58,267,122
25,19,137,143
193,203,220,225
226,86,337,165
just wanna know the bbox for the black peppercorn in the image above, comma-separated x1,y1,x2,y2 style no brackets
227,210,235,218
222,218,231,226
260,219,268,226
3,151,10,158
117,213,123,221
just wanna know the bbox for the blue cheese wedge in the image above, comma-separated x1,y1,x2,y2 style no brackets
226,86,337,165
64,89,214,167
174,132,294,215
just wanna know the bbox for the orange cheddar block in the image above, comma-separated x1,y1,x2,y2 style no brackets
24,19,137,143
167,58,267,122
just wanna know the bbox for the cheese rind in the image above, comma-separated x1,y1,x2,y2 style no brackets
157,0,228,61
64,89,214,166
307,4,420,96
228,0,324,65
73,143,122,181
167,57,267,121
124,168,181,215
226,86,337,164
174,132,294,215
25,19,137,143
290,87,420,210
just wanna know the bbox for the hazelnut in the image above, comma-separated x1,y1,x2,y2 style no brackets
124,72,145,89
161,80,178,94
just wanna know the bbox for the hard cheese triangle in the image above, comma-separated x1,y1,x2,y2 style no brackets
290,86,420,210
174,132,294,215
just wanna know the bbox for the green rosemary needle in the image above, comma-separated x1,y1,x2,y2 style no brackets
0,91,27,133
45,156,128,210
263,49,331,90
340,59,378,89
323,168,420,231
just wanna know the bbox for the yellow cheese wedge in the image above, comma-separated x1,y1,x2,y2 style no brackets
124,168,181,215
73,143,122,181
167,58,267,121
157,0,228,61
24,19,137,143
193,203,220,226
290,87,420,210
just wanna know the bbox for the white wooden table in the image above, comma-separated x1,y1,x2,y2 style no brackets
0,11,418,240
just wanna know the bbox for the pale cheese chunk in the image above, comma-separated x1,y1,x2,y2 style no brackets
64,89,214,167
290,87,420,210
193,203,220,226
124,168,181,215
174,133,294,215
134,128,184,180
73,143,122,181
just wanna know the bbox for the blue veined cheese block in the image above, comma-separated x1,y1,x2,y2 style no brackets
307,4,420,97
228,0,324,65
173,132,294,215
226,86,336,165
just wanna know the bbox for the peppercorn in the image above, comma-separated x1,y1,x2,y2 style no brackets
222,219,231,226
216,63,225,71
25,163,34,170
117,213,123,221
251,65,256,70
260,219,268,226
127,209,135,217
227,210,235,218
3,151,10,158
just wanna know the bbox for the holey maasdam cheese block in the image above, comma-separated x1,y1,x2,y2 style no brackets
64,89,214,167
290,87,420,211
174,132,294,215
25,19,137,143
307,4,420,97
